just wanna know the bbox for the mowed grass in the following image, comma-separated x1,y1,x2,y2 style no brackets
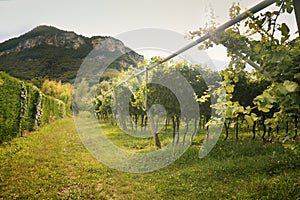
0,117,300,199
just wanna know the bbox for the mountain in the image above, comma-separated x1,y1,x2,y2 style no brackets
0,25,144,82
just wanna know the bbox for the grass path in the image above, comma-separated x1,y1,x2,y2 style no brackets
0,117,299,199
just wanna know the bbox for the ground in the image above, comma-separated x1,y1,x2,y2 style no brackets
0,118,299,199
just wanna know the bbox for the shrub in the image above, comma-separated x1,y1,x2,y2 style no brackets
0,72,68,143
0,72,22,141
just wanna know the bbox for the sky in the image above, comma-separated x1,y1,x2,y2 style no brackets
0,0,298,64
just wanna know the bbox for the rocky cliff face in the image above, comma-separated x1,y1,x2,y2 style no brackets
0,33,84,56
0,25,143,82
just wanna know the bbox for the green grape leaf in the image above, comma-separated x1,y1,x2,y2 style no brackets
245,106,251,114
286,4,293,14
254,43,262,54
294,73,300,79
258,106,270,113
233,77,239,83
226,84,234,94
254,95,265,103
251,113,259,121
283,80,299,93
238,106,244,113
264,118,277,129
279,23,290,37
245,115,254,126
265,103,274,109
276,84,288,95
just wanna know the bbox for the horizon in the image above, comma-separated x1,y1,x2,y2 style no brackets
0,24,232,69
0,0,298,69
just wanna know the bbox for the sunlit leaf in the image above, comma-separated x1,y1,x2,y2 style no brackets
283,80,299,93
226,84,234,94
245,115,254,126
258,106,270,113
294,73,300,79
276,84,288,95
238,106,244,113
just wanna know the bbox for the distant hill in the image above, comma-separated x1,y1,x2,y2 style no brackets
0,25,143,83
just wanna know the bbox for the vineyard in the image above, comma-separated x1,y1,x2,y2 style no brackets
84,52,299,152
1,0,300,199
75,0,300,151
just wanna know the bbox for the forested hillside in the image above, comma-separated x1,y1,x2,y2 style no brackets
0,25,143,82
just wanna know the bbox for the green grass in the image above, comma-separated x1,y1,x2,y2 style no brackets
0,117,299,199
